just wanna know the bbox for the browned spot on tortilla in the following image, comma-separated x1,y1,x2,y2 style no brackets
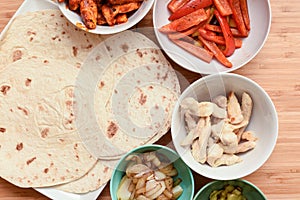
52,178,55,182
162,72,169,81
139,93,147,105
62,31,66,34
66,169,70,173
95,55,101,61
27,31,36,36
162,96,166,101
137,80,141,84
99,81,105,89
155,105,159,110
121,43,129,53
13,50,22,62
75,155,79,160
1,85,11,95
34,176,38,180
9,109,13,112
17,106,29,116
25,78,32,87
16,143,23,151
52,35,59,40
103,167,109,173
148,86,153,90
61,176,65,181
41,128,49,138
50,162,54,167
75,62,81,68
48,153,52,157
26,157,36,165
29,37,33,42
106,45,112,51
59,138,65,143
75,169,79,172
107,121,118,138
146,66,151,70
31,56,37,59
43,60,49,64
114,89,118,94
51,13,55,16
91,173,95,177
72,46,78,57
85,44,93,49
74,143,78,150
44,168,49,173
136,49,143,58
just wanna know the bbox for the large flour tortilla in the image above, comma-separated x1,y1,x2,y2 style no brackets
75,31,181,160
0,9,103,71
0,58,97,187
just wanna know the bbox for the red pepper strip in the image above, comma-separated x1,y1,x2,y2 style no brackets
169,0,213,21
159,8,208,33
204,24,244,37
198,35,232,67
168,0,190,13
168,22,205,40
240,0,250,30
213,0,232,16
213,9,235,57
170,37,213,63
198,28,242,48
228,0,248,36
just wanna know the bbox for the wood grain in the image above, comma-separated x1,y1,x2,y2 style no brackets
0,0,300,199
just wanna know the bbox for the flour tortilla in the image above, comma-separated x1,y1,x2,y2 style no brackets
0,9,103,71
0,58,97,188
75,31,181,160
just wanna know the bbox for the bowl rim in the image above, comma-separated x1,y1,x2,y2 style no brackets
152,0,272,74
171,72,279,180
193,179,267,200
110,144,195,200
58,0,155,35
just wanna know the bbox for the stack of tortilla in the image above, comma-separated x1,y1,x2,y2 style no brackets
0,9,180,194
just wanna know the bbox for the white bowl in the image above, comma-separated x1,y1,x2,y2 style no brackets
153,0,272,74
58,0,154,34
171,73,278,180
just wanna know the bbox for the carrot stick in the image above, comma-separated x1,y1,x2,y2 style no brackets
159,8,208,33
240,0,250,30
170,37,213,63
198,35,232,67
168,0,190,13
228,0,248,36
213,0,232,16
169,0,213,21
204,24,244,37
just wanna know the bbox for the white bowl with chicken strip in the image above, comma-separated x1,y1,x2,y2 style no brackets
58,0,154,34
171,73,278,180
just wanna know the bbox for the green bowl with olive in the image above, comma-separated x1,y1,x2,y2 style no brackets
193,179,267,200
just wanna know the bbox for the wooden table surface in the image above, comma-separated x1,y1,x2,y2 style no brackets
1,0,300,199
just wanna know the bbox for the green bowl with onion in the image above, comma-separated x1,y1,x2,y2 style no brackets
110,144,194,200
193,179,267,200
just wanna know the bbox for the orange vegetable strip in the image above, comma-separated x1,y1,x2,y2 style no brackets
228,0,248,36
169,0,213,21
204,24,244,37
240,0,250,30
198,28,242,48
213,0,232,16
170,37,213,63
213,9,235,57
198,35,232,67
159,8,208,33
167,23,205,40
167,0,190,13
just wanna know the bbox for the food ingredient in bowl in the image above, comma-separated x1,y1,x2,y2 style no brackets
180,92,258,167
159,0,251,68
117,151,183,199
209,184,246,200
59,0,143,29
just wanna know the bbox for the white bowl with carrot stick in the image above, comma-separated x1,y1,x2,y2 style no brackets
153,0,271,74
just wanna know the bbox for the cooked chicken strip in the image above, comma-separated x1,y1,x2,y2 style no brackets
236,141,256,153
211,119,225,139
227,92,244,124
207,142,224,167
180,97,201,116
181,117,205,146
108,0,143,5
237,92,253,142
80,0,98,29
241,131,258,141
197,117,212,164
212,103,227,119
213,154,242,167
191,139,202,163
184,111,198,132
69,0,80,10
212,95,227,109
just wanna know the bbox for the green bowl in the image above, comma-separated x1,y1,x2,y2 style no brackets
193,179,267,200
110,144,195,200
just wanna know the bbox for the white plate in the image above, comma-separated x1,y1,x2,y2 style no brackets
0,0,106,199
58,0,154,34
153,0,272,74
